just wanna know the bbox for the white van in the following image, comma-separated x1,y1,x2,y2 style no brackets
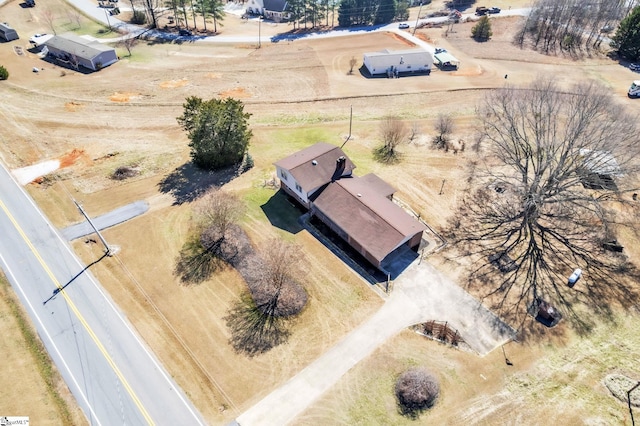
629,80,640,98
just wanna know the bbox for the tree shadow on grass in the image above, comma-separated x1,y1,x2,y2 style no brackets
260,190,305,234
158,162,240,205
174,233,225,285
225,293,290,357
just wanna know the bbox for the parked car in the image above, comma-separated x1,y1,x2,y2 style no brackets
398,23,410,29
568,268,582,287
488,7,501,14
178,29,193,36
630,63,640,72
475,6,489,15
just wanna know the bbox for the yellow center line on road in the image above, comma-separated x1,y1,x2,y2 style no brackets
0,199,155,426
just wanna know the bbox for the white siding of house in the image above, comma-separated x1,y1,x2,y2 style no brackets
275,165,309,205
363,49,432,75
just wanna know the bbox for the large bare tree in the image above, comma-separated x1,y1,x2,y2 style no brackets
225,239,307,356
175,189,246,284
448,77,640,327
374,115,408,163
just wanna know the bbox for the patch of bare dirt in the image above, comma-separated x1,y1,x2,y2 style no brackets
219,87,251,98
65,101,84,112
59,149,89,168
389,32,416,47
109,92,140,102
159,79,189,89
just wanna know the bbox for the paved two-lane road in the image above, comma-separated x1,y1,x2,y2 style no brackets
0,162,205,425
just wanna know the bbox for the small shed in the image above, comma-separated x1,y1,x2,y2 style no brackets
43,34,118,71
0,23,19,42
363,48,432,77
434,51,460,70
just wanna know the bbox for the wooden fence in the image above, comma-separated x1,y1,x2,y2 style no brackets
412,320,463,347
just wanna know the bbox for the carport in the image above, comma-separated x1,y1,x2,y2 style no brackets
434,51,460,70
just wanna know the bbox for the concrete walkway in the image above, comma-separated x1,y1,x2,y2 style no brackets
236,259,516,426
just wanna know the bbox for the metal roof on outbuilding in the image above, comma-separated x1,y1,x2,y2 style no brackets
44,34,115,61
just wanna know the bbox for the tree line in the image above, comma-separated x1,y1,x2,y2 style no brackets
138,0,409,30
514,0,639,55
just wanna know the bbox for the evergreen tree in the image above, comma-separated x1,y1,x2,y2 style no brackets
374,0,395,24
0,65,8,81
338,0,356,26
471,15,492,41
395,0,409,22
612,6,640,61
177,97,252,170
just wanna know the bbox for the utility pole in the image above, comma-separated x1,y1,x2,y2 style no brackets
413,2,424,36
341,105,353,149
629,381,639,426
74,200,113,256
258,16,262,48
103,7,112,31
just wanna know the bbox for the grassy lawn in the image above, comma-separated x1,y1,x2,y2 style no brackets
299,310,640,425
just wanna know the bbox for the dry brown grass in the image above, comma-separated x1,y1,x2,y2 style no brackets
1,0,639,423
0,275,86,425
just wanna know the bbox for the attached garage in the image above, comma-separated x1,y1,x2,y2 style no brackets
43,34,118,71
363,48,432,77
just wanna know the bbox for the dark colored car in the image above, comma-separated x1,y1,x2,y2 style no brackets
488,7,501,14
178,29,193,36
475,6,488,15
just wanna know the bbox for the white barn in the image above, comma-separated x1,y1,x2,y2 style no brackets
43,34,118,71
363,48,432,77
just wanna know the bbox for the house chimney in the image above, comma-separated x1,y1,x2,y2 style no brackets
332,156,347,181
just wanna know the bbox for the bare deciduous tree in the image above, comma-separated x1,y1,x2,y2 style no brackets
409,121,421,143
225,239,307,356
432,112,454,150
195,189,243,237
42,9,57,35
515,0,633,55
374,115,408,163
175,189,245,284
66,9,83,29
348,56,357,74
118,36,139,57
252,239,307,317
395,368,439,418
448,77,640,328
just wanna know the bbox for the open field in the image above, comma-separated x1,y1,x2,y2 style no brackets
1,0,640,423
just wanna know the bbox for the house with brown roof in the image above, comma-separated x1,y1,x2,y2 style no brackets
274,143,426,271
274,142,356,209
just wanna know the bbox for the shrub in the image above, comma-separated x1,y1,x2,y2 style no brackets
131,10,147,25
395,368,440,418
471,15,492,41
0,65,9,80
111,165,138,180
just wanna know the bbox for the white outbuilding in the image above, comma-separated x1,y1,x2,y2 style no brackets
363,48,432,77
43,34,118,71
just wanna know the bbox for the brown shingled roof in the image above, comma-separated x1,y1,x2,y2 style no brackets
274,142,356,194
312,177,426,263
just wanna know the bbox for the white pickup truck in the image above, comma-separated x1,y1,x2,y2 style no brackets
28,33,53,47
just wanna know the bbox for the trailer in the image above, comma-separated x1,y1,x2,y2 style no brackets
0,23,19,42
